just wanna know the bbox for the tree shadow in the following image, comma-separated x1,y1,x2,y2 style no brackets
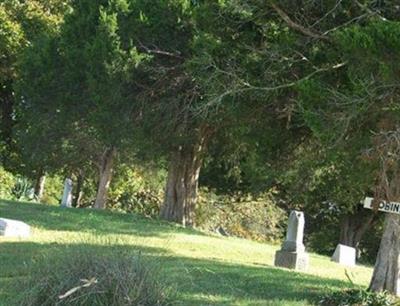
0,239,359,306
161,256,357,305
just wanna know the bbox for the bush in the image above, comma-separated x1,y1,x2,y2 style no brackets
196,189,287,243
108,165,165,217
0,166,15,199
318,289,399,306
40,175,63,205
0,168,63,204
11,176,34,201
17,249,175,306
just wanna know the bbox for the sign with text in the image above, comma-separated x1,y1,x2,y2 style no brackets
364,197,400,215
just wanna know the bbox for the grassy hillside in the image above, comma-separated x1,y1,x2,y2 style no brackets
0,200,372,305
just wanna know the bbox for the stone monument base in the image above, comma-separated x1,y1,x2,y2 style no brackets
274,250,309,271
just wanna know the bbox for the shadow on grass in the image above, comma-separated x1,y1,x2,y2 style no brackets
162,257,355,305
0,240,357,306
0,199,204,238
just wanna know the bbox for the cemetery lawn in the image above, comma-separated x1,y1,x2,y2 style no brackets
0,200,373,306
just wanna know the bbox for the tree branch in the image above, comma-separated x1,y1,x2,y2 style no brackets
194,61,347,116
269,1,331,42
137,41,183,59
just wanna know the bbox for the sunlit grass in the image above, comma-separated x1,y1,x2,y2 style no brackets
0,200,372,305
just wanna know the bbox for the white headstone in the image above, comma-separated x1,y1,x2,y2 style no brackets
61,178,73,208
0,218,30,238
282,211,306,252
274,211,309,271
331,244,356,266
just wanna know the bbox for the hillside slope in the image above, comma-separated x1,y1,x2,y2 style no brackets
0,200,372,305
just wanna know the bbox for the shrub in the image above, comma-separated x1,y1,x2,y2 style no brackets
108,165,165,217
11,177,34,201
40,175,63,205
318,289,399,306
0,166,15,199
196,189,287,243
17,249,175,306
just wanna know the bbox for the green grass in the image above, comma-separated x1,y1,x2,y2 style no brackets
0,200,372,305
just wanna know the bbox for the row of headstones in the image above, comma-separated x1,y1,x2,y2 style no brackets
274,211,356,271
0,194,358,270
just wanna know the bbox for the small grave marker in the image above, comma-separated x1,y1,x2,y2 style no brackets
331,244,356,267
0,218,30,238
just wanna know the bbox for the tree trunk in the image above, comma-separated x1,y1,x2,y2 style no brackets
93,147,116,209
73,171,84,208
160,126,212,227
34,170,46,201
339,208,376,257
369,213,400,295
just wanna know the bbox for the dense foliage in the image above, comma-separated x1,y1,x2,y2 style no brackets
0,166,15,199
197,189,287,242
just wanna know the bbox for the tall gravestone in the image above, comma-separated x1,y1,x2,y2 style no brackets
61,178,73,208
274,210,309,271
